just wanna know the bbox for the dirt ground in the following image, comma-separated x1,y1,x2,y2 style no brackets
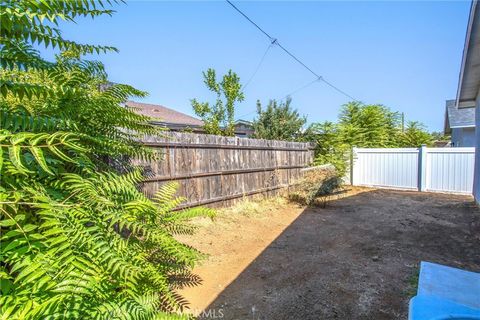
177,187,480,320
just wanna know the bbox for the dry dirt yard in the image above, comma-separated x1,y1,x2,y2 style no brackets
177,187,480,320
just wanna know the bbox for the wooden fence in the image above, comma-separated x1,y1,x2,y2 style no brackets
134,132,314,208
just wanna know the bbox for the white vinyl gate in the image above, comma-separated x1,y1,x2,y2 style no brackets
351,147,475,194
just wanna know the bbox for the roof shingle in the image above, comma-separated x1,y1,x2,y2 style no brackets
446,99,475,128
126,101,204,127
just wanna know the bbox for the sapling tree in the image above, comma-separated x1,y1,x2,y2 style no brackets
191,68,244,136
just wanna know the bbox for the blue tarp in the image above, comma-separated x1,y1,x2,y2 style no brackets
409,261,480,320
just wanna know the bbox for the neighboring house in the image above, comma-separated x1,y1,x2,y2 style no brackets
234,119,255,137
444,99,475,147
455,0,480,203
125,101,205,132
432,140,450,148
126,101,256,137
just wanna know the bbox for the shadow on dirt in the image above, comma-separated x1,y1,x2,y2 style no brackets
200,189,480,320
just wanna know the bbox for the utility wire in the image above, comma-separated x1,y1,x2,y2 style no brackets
226,0,276,43
236,78,320,119
242,43,273,90
280,78,321,102
236,78,318,119
320,77,357,102
236,109,257,120
226,0,358,102
236,42,274,119
237,78,318,119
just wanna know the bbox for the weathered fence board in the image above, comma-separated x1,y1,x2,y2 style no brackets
134,132,314,207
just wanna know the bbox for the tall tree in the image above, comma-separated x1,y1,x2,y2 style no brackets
191,68,244,136
398,121,433,147
338,102,401,147
0,1,212,319
252,97,306,141
303,121,349,174
431,131,450,142
305,101,433,174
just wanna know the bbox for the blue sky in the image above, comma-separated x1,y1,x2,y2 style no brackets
46,1,470,131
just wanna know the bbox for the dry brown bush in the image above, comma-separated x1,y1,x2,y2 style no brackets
287,164,344,207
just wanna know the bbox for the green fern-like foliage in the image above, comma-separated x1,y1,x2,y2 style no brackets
0,1,214,319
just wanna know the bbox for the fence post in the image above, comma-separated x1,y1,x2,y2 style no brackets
350,146,356,186
418,144,427,192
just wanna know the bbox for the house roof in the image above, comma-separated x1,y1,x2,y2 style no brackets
235,119,253,126
456,1,480,108
445,99,475,133
126,101,204,127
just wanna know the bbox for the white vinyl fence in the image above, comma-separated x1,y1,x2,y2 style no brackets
351,147,475,194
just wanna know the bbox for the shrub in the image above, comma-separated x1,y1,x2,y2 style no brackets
288,165,343,207
0,1,213,319
252,97,306,141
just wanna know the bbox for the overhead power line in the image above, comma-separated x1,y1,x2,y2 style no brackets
226,0,277,43
242,42,274,90
237,79,318,119
320,77,358,102
237,78,319,119
236,109,257,120
226,0,358,102
281,78,321,101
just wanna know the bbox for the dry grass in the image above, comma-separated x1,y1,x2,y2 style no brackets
183,196,295,230
185,164,344,230
218,196,291,217
287,164,343,206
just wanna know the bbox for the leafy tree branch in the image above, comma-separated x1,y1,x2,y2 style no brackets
191,68,244,136
252,97,306,141
1,1,213,319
